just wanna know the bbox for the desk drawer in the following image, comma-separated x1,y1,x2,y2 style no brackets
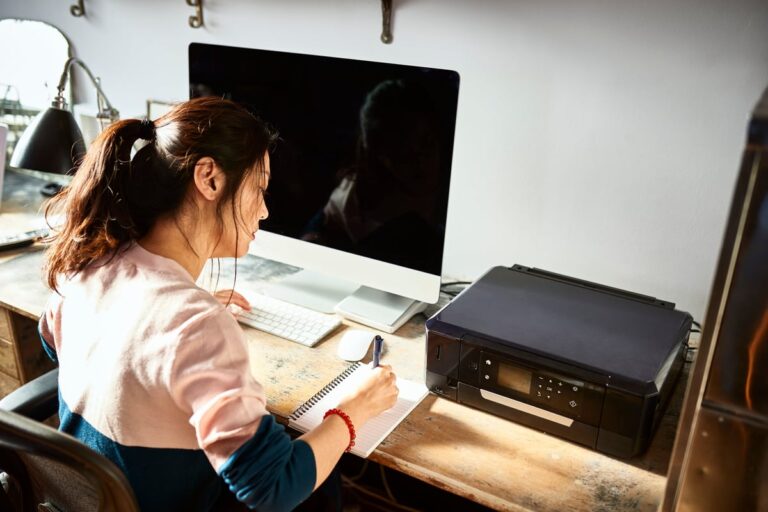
0,372,21,399
0,338,18,379
12,315,51,382
0,309,11,340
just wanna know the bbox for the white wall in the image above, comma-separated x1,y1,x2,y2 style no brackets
2,0,767,320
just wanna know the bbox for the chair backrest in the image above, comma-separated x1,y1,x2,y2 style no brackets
0,409,140,512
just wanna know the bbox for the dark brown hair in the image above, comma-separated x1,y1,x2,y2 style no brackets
43,96,276,292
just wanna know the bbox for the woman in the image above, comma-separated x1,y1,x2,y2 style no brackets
38,97,399,511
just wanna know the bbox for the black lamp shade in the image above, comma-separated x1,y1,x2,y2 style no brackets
10,107,86,176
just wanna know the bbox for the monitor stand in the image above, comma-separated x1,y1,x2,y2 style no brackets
334,287,427,334
266,270,426,333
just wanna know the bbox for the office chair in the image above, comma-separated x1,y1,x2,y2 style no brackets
0,369,140,512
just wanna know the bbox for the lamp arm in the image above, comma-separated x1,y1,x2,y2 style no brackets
53,57,120,122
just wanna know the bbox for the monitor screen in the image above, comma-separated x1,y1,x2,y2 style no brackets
189,43,460,277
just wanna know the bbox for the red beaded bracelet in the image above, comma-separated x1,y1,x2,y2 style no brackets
324,408,356,452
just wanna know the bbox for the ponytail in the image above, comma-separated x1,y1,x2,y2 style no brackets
43,97,276,292
44,119,151,291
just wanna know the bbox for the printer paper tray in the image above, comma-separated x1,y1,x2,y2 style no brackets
458,383,598,449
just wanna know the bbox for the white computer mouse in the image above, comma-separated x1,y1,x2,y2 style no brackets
337,329,376,361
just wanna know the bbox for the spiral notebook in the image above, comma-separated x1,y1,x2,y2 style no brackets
288,362,428,457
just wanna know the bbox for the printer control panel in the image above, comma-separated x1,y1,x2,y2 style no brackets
530,373,583,413
454,345,604,424
476,355,584,416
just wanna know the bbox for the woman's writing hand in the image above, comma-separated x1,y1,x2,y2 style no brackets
338,364,399,427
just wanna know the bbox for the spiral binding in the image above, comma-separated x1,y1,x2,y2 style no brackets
289,362,362,421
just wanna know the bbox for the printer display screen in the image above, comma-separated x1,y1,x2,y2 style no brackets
497,363,532,394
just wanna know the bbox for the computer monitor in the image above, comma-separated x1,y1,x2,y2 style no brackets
189,43,460,332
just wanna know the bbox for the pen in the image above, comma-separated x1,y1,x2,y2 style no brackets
372,335,384,368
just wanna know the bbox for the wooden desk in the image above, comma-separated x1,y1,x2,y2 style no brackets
0,170,56,394
0,170,686,511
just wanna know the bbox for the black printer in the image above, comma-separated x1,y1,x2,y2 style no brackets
425,265,692,458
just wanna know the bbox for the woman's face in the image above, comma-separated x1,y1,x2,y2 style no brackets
213,153,270,258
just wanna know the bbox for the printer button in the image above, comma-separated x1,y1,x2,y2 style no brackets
569,400,578,408
485,359,492,366
484,374,490,380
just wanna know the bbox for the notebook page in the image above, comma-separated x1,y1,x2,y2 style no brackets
289,364,428,457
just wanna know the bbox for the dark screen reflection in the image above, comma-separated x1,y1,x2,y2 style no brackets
189,43,460,276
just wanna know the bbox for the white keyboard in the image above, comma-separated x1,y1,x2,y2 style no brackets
237,294,342,347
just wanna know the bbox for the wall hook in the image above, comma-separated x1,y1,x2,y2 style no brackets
70,0,85,17
186,0,204,29
381,0,392,44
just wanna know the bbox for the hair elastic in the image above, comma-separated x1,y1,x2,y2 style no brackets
138,119,155,141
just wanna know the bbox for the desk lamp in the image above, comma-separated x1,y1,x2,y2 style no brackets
10,57,119,196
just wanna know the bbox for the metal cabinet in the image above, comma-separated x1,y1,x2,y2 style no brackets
662,86,768,511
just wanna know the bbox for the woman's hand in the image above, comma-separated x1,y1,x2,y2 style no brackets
338,365,399,427
213,289,252,315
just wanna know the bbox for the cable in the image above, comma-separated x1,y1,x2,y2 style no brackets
686,319,702,360
683,336,699,363
379,465,398,503
440,280,471,288
440,282,470,297
341,475,423,512
348,460,369,482
440,281,471,299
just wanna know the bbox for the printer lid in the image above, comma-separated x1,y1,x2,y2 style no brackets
433,266,691,389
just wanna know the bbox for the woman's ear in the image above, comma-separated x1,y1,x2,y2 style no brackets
193,157,225,201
